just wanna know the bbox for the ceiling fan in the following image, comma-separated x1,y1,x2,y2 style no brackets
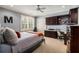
36,5,46,13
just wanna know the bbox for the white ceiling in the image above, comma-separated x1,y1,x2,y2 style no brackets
0,5,79,17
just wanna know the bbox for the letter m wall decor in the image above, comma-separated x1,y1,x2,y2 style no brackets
4,16,13,23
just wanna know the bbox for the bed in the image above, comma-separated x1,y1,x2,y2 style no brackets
0,32,44,53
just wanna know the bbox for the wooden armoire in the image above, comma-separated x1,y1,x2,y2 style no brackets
70,26,79,53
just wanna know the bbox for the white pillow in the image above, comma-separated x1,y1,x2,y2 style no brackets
3,27,18,45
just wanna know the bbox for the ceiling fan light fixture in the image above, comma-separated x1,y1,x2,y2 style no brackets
36,5,46,13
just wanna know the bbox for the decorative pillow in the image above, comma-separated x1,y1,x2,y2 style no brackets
0,28,5,43
0,33,3,43
3,27,18,45
16,32,21,38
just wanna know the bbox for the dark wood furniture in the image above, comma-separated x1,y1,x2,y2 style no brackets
46,17,58,25
44,30,57,38
46,8,78,25
69,8,78,24
70,26,79,53
46,15,69,25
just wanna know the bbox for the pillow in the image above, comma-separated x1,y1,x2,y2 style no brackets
0,33,4,43
16,32,21,38
3,27,18,45
0,28,5,43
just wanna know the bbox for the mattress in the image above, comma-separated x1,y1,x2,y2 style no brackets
12,32,43,53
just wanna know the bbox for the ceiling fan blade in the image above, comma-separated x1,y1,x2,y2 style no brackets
39,10,44,13
37,5,46,10
40,8,46,9
37,5,40,8
36,5,45,13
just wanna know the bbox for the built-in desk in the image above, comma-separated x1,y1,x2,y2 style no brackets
44,30,58,38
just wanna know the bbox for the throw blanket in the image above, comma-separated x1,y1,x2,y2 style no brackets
34,32,44,36
28,32,44,36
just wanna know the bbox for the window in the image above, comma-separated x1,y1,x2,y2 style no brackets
21,15,35,31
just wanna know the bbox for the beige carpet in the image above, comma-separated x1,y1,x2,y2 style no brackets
33,37,67,53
